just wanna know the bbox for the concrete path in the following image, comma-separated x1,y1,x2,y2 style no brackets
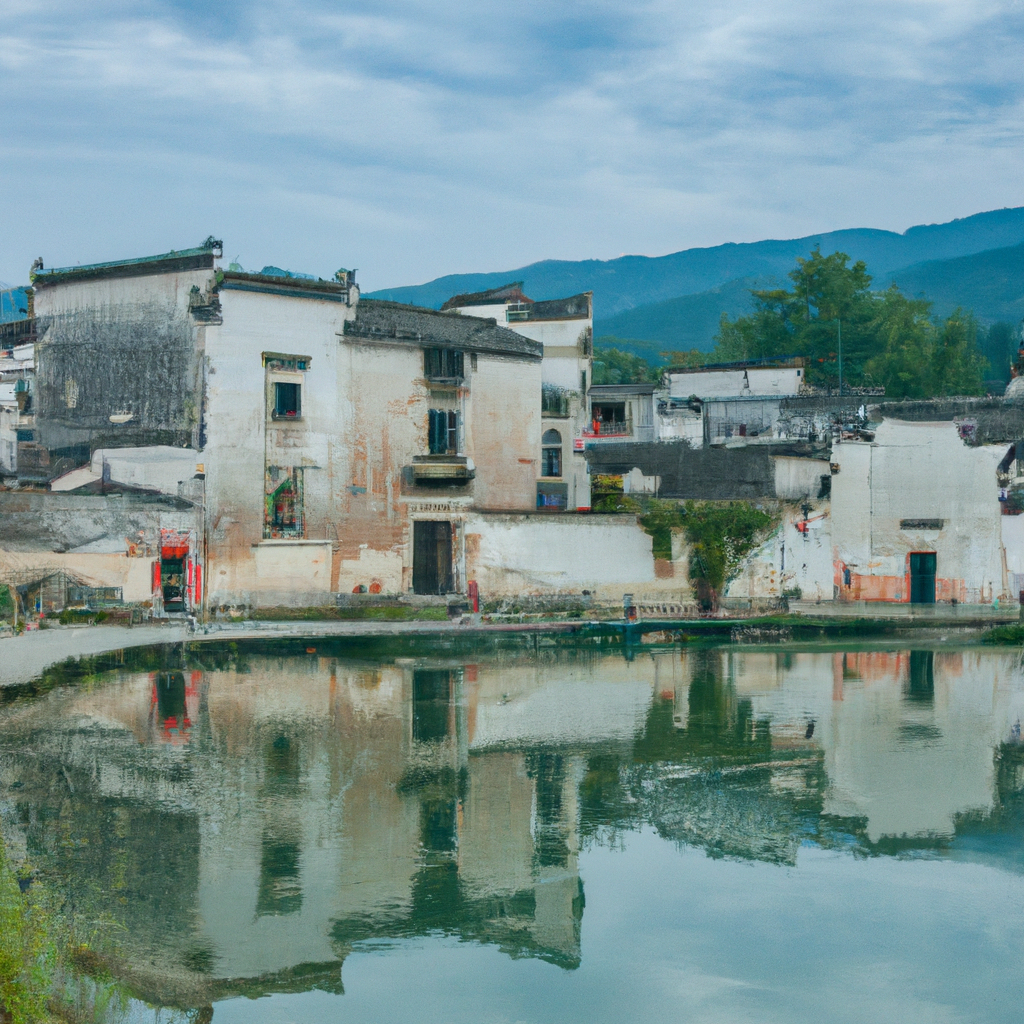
0,618,585,688
3,604,1016,688
0,624,189,687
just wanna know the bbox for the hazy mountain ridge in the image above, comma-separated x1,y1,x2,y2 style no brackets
368,207,1024,321
594,240,1024,356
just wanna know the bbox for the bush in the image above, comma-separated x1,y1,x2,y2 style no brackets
0,846,54,1023
981,624,1024,645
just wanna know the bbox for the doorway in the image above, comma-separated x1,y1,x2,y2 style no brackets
413,520,453,595
909,552,936,604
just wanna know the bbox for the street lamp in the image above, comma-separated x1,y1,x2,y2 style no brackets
834,319,843,397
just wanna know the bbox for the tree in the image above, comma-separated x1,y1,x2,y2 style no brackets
932,309,986,396
715,249,988,396
980,321,1018,384
863,288,935,399
592,345,660,384
713,249,876,385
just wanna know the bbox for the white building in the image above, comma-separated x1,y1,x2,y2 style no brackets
442,283,593,510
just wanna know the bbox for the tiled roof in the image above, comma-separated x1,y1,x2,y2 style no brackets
346,299,542,360
440,282,530,310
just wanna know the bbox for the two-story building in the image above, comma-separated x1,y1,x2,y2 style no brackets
441,283,593,511
23,244,666,614
29,243,548,609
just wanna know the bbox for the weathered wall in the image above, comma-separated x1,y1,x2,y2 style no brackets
586,441,780,500
0,490,196,554
0,550,156,603
1002,514,1024,594
464,513,663,599
467,353,541,509
831,421,1007,602
668,366,803,399
202,287,353,606
33,268,212,461
773,457,831,500
724,499,833,604
203,289,541,606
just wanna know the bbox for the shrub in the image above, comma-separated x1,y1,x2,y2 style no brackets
0,846,55,1023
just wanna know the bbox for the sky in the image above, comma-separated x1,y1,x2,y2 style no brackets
1,0,1022,291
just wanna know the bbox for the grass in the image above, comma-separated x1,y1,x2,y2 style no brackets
981,623,1024,644
0,835,138,1023
0,844,53,1022
249,605,449,622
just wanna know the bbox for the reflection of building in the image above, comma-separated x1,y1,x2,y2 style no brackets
3,644,1024,1005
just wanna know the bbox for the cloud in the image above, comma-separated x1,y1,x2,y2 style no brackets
0,0,1022,288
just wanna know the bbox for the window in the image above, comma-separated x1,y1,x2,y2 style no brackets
542,385,570,418
424,348,464,381
428,409,460,455
265,466,304,537
542,428,562,477
274,381,301,418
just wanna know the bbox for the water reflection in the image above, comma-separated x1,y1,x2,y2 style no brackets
0,643,1022,1009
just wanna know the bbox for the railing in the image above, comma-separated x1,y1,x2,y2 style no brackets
585,421,632,437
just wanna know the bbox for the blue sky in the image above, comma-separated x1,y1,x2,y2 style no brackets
1,0,1022,290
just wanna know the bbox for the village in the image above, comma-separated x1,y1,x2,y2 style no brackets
1,236,1024,626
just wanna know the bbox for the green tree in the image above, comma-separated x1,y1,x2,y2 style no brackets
980,321,1017,384
714,249,988,396
592,346,660,384
713,249,876,385
932,308,986,396
863,288,935,399
682,502,778,611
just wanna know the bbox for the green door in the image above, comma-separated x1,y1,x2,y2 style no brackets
909,552,936,604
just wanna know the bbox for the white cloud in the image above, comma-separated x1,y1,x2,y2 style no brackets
0,0,1021,288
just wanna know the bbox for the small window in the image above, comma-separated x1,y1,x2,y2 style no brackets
542,386,570,418
428,409,461,454
424,348,464,381
542,446,561,477
542,431,562,477
274,381,301,418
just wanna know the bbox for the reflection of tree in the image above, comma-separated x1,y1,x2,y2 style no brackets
6,646,1024,1010
582,651,829,865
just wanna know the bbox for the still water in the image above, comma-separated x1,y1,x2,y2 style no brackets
2,642,1024,1023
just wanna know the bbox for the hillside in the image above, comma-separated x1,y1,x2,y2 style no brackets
593,277,758,355
594,240,1024,356
368,207,1024,319
885,242,1024,324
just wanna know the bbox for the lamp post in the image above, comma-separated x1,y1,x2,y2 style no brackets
835,319,843,396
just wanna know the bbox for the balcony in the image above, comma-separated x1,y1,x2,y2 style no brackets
584,421,632,438
411,454,475,483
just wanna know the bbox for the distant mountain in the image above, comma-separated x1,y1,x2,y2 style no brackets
594,277,759,355
594,240,1024,358
885,242,1024,324
368,207,1024,320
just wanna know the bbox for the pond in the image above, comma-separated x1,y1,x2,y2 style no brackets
1,641,1023,1023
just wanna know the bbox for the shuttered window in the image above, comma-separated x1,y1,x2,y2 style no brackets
428,409,460,454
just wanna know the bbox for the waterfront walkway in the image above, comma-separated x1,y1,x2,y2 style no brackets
2,604,1019,688
0,618,587,688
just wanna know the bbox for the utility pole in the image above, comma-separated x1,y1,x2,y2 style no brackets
836,319,843,396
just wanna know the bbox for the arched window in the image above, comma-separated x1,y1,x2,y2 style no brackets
542,429,562,477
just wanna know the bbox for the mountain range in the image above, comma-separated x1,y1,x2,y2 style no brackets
368,207,1024,358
